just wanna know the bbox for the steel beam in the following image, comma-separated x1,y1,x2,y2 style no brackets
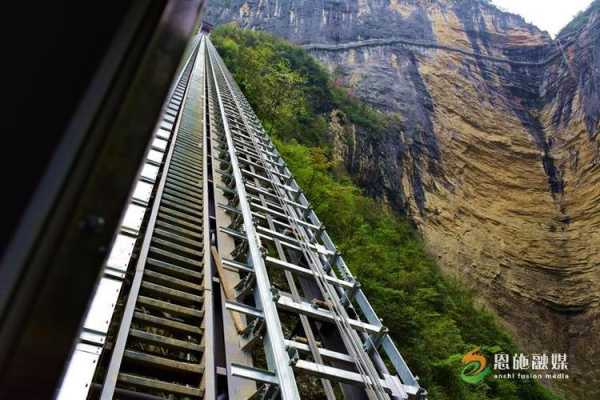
207,40,301,400
230,363,279,386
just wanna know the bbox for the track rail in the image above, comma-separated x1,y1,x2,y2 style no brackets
59,34,211,400
58,31,425,400
99,36,209,400
204,36,425,400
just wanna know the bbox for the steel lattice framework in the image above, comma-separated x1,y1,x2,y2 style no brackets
57,33,426,400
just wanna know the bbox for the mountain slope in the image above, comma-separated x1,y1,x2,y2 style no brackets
207,1,600,398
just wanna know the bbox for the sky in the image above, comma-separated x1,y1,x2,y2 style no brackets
492,0,593,37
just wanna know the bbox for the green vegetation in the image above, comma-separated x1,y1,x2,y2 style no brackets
212,24,561,400
213,24,386,145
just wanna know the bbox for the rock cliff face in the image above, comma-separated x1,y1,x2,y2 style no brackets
206,1,600,397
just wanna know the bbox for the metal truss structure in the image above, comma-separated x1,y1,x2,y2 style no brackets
57,32,427,400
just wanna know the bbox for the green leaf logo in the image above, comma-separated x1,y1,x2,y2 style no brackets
460,347,492,384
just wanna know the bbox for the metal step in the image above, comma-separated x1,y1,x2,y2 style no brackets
151,237,204,258
173,147,202,163
123,350,204,374
175,137,203,151
166,171,202,188
161,198,204,218
167,166,202,184
118,373,204,398
166,178,204,197
164,185,203,203
162,191,204,211
162,193,203,213
133,312,203,336
169,160,202,179
143,269,203,293
141,281,203,304
173,149,202,163
153,228,204,248
129,329,204,352
146,258,204,280
159,205,203,225
157,212,203,233
167,164,201,181
169,158,202,176
137,296,204,319
149,246,203,268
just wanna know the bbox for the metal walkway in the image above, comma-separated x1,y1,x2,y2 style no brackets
57,33,426,400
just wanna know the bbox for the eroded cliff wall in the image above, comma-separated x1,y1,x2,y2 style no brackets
206,1,600,397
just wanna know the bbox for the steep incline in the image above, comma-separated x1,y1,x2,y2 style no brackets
207,1,600,397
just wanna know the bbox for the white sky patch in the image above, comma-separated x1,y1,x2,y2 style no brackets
492,0,592,37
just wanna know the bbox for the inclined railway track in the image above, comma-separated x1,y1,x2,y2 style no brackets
58,32,425,400
64,36,211,400
204,38,424,400
100,43,208,399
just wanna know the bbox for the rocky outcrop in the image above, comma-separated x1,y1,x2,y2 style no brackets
207,1,600,397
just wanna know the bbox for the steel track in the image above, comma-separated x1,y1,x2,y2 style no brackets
57,32,426,400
